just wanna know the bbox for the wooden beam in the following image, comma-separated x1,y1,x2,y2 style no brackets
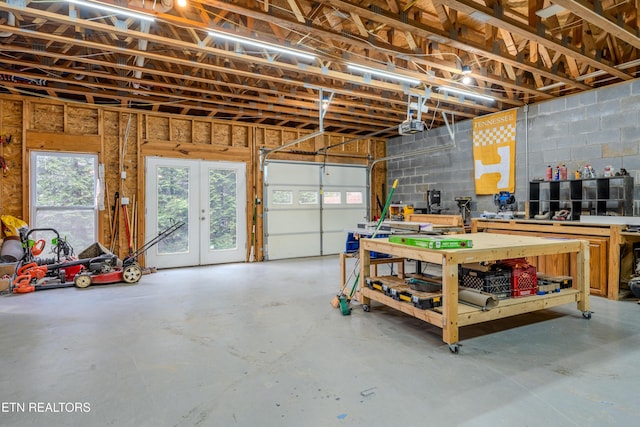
499,28,518,56
196,0,555,99
442,0,632,80
314,0,593,88
432,1,453,32
553,0,640,50
0,6,503,112
26,130,101,151
565,54,580,77
286,0,306,23
350,13,370,37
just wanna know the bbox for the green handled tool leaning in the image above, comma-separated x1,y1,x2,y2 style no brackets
332,179,399,315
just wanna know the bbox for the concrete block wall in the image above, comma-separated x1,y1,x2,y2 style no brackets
386,79,640,217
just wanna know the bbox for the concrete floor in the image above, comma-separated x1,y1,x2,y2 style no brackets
0,256,639,427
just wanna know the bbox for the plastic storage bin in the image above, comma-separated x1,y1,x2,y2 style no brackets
511,265,538,297
460,267,511,299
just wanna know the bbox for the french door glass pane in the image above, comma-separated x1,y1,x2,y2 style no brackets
156,166,189,254
209,169,237,250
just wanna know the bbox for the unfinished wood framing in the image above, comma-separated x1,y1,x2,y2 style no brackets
0,93,387,264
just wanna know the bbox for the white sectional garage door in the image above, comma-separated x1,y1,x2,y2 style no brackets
264,161,367,260
321,165,369,255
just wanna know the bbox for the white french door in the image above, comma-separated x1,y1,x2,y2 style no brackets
145,157,247,268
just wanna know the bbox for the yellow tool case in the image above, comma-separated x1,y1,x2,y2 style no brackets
365,276,442,310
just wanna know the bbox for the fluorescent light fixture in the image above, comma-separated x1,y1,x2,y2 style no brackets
576,70,606,81
618,58,640,69
208,30,316,61
438,86,494,102
536,82,565,91
347,64,421,85
535,4,566,19
538,57,640,92
67,0,155,22
539,57,640,91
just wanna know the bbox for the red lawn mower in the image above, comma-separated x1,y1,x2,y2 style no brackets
12,221,185,293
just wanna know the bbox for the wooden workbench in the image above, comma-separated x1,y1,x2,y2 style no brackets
472,218,632,299
339,252,405,301
358,233,590,353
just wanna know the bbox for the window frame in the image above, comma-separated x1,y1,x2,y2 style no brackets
29,150,100,248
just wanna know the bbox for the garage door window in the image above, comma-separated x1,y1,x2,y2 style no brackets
323,191,341,204
346,191,363,204
299,191,318,204
272,190,293,204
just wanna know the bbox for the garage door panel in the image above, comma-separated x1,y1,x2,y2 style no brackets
268,211,321,233
322,208,365,254
267,163,320,185
321,174,367,255
265,161,366,260
322,166,365,184
323,232,348,255
322,208,367,232
267,234,320,259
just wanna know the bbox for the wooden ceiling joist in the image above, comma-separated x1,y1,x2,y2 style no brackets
0,0,637,136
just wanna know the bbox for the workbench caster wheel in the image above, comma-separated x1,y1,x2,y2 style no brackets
448,344,460,354
362,304,370,312
582,311,592,319
122,263,143,283
74,274,92,289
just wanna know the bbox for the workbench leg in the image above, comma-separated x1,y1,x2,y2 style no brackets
608,226,622,300
442,259,459,349
576,240,591,314
359,247,371,307
339,252,347,291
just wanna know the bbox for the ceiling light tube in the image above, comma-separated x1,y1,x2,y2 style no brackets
618,58,640,69
536,82,565,91
67,0,155,22
535,4,566,19
438,86,494,102
347,64,421,85
208,30,316,61
541,59,640,90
